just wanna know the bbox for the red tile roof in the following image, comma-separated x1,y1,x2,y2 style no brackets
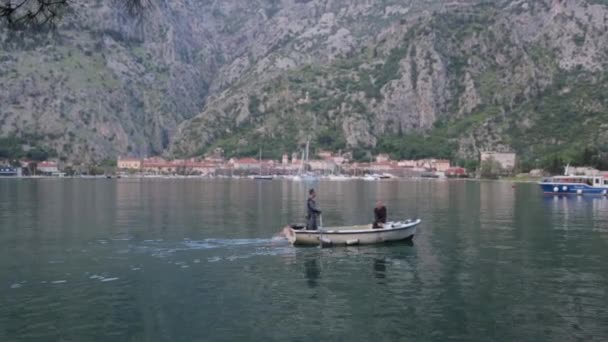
235,158,259,164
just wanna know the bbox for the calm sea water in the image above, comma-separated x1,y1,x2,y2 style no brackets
1,178,607,341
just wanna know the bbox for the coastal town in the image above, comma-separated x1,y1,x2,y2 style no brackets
0,149,526,179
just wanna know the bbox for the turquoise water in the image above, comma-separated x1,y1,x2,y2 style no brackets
1,178,607,341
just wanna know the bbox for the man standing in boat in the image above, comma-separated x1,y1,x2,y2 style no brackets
306,188,322,230
373,200,387,229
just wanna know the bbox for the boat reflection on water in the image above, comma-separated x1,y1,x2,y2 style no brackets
373,258,387,282
544,193,608,209
304,258,321,289
299,240,417,290
543,194,608,229
303,256,390,288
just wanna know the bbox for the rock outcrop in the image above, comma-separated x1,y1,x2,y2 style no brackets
1,0,608,165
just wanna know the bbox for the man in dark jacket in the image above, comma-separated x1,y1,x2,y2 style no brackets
373,200,387,229
306,188,322,230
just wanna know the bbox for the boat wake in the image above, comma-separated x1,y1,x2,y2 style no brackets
131,236,290,259
182,238,276,250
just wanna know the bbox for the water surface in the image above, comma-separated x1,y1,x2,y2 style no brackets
1,179,607,341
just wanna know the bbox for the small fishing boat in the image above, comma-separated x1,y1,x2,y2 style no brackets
284,219,421,246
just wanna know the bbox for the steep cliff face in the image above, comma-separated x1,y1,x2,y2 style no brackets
169,0,473,157
0,0,216,162
171,0,608,166
0,0,470,162
0,0,298,162
2,0,608,166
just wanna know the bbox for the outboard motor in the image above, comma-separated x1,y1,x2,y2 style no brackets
290,224,306,230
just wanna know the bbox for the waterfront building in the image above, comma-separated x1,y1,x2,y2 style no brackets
38,161,60,175
308,159,336,172
376,154,390,163
184,160,217,175
291,152,301,165
317,150,333,159
435,159,451,172
230,157,260,170
369,161,397,172
397,160,416,168
117,157,142,170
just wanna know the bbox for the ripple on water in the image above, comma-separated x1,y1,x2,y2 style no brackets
100,277,119,282
5,181,608,341
89,274,119,282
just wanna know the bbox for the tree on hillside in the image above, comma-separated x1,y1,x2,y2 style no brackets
574,146,608,170
0,0,147,27
544,156,564,176
479,157,502,179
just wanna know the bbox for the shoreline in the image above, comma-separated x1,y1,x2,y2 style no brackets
1,174,545,182
464,176,543,184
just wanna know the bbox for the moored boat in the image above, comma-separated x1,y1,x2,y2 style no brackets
284,219,421,246
362,174,378,181
325,174,351,181
290,172,318,182
250,175,274,180
0,166,17,176
288,175,302,181
539,175,608,195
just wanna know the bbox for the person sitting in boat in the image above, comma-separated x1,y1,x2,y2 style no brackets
306,188,322,230
373,201,387,229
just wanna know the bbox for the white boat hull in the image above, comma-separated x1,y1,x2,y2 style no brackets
325,175,351,181
285,219,420,246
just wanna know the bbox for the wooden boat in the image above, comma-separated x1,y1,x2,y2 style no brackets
284,219,421,246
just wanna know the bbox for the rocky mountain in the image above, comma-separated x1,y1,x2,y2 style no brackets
2,0,608,168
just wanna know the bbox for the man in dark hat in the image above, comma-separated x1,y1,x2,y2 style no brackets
306,188,322,230
373,200,387,229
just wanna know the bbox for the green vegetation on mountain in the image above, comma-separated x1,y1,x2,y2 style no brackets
0,136,57,161
2,0,608,172
172,0,608,172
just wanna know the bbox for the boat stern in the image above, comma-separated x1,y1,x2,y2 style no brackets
282,226,298,245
